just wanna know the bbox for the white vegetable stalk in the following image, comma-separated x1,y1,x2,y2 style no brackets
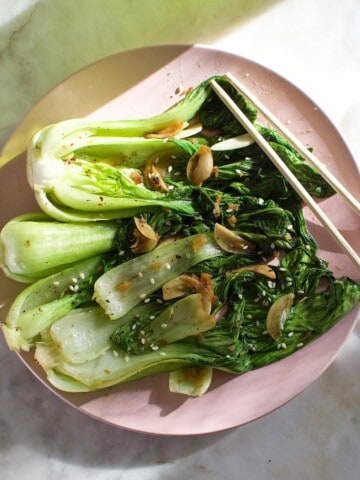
93,233,222,319
0,213,118,282
26,79,212,222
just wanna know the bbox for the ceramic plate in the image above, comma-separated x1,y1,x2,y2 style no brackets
0,45,359,435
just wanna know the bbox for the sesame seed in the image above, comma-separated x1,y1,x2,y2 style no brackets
281,343,287,349
159,352,167,356
270,242,275,249
131,323,137,330
118,250,125,256
113,350,119,357
137,271,143,278
53,281,60,286
288,332,294,337
149,278,155,285
79,272,85,279
156,298,163,304
151,345,159,351
246,314,253,319
263,330,269,335
161,323,168,328
165,262,171,270
140,330,145,335
279,267,286,272
258,198,264,205
139,293,146,299
297,342,304,348
168,185,175,190
72,277,78,283
168,165,173,173
140,338,146,345
124,355,129,362
261,290,266,296
149,315,156,320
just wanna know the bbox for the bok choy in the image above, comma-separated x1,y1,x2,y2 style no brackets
0,213,119,282
1,74,358,398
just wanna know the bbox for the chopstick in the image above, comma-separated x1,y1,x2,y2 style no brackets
210,76,360,269
225,72,360,216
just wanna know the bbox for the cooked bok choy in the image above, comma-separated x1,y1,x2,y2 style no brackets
0,213,119,282
1,75,358,398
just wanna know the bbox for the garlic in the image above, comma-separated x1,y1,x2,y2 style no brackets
213,223,255,253
131,217,160,253
162,274,195,300
143,164,168,192
226,264,276,279
211,133,255,151
266,293,295,341
174,121,203,139
144,121,189,139
186,145,213,187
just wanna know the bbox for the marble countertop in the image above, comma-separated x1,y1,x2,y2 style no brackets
0,1,359,479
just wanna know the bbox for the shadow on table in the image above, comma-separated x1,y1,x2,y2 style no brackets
0,0,284,471
0,0,283,151
0,332,233,469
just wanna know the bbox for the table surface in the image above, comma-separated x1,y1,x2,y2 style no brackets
0,1,359,479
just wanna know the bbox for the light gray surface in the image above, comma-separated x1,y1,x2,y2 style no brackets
1,1,359,478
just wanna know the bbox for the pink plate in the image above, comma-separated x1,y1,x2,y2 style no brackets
0,45,359,435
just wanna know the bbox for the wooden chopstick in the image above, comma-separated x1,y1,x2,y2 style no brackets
225,72,360,216
210,77,360,269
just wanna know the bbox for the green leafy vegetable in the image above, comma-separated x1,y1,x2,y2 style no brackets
93,233,222,319
2,255,109,351
0,213,119,282
1,74,358,398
